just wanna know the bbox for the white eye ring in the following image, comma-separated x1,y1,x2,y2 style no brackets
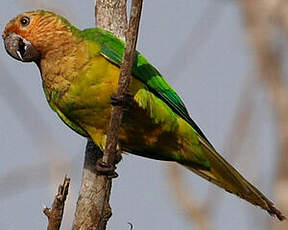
20,16,30,27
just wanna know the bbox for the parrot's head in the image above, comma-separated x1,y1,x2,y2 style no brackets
2,10,76,63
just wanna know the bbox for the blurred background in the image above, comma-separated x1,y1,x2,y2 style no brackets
0,0,287,229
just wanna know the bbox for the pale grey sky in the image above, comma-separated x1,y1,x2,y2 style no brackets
0,0,278,229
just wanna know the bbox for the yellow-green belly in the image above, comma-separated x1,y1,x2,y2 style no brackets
54,55,208,166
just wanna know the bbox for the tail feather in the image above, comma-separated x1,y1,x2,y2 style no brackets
184,138,286,221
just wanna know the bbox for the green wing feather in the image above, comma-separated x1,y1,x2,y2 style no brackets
79,28,287,220
81,28,212,145
70,27,286,220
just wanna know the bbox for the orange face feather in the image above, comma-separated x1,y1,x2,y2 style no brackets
3,10,76,56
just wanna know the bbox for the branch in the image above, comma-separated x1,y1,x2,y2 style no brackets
72,141,112,230
73,1,143,229
102,0,143,167
43,176,70,230
95,0,128,39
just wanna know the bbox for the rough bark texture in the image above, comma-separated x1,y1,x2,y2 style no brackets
72,141,112,230
73,1,143,229
95,0,127,40
102,0,143,167
44,176,70,230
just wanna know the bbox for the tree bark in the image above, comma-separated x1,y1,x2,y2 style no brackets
44,176,70,230
95,0,127,39
73,1,143,229
72,141,112,230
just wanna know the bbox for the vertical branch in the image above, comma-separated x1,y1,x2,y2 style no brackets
73,1,143,229
73,141,111,230
73,1,128,229
95,0,127,39
102,0,143,167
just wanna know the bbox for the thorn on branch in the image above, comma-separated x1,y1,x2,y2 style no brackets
43,175,70,230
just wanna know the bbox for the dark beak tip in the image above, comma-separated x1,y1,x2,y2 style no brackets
3,33,22,61
3,33,41,62
22,43,41,62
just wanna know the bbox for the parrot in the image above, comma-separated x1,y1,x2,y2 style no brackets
2,10,286,220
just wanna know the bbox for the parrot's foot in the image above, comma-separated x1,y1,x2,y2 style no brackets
111,91,135,109
96,160,118,178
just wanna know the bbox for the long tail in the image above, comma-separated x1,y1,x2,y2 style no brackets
184,138,286,221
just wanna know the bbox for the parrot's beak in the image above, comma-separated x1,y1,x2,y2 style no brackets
3,32,40,62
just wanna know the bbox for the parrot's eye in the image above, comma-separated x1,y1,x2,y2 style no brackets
20,16,30,27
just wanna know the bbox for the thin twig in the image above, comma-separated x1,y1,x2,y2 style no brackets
102,0,143,166
43,176,70,230
72,1,127,229
72,0,128,228
73,1,143,229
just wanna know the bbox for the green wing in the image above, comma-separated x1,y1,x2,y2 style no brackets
81,28,212,145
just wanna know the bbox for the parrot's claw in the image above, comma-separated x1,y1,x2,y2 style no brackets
111,92,135,109
96,160,118,178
